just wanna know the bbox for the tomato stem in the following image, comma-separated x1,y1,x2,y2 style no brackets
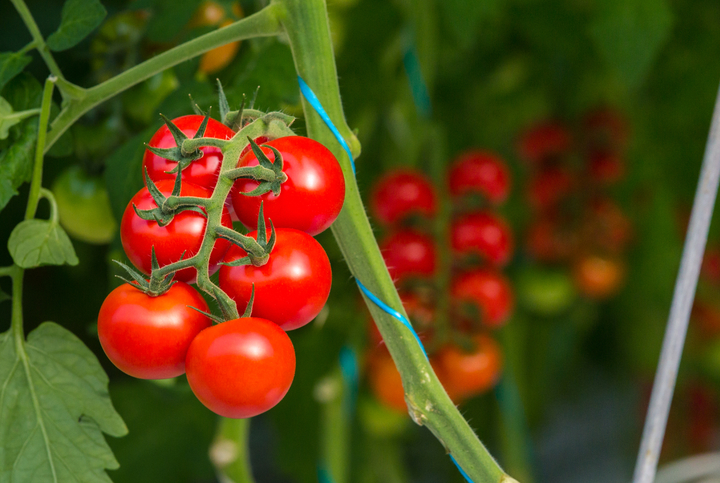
278,0,515,481
43,5,284,153
9,0,67,96
24,77,55,221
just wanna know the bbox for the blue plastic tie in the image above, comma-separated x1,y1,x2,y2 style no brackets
339,345,359,414
402,27,432,118
317,465,333,483
297,76,355,174
355,279,427,359
450,455,474,483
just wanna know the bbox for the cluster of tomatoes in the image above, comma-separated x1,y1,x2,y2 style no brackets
520,109,632,300
364,151,514,411
98,112,345,418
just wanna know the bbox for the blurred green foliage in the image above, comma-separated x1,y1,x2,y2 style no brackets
2,0,720,481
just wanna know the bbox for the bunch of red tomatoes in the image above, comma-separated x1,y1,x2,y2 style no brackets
97,112,345,418
520,108,632,300
365,151,514,411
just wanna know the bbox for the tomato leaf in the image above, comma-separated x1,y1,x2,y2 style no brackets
8,219,79,268
0,322,127,482
0,120,37,212
46,0,107,52
0,51,32,93
0,97,22,140
589,0,673,88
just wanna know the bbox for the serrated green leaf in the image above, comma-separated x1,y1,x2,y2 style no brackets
47,0,107,52
0,120,37,212
2,72,42,111
0,52,32,93
8,219,79,268
589,0,674,88
0,322,127,482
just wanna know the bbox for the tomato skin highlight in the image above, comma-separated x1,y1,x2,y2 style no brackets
448,151,510,204
185,317,296,418
231,136,345,236
219,228,332,331
98,282,211,379
435,334,502,398
120,180,232,283
451,269,514,328
143,115,236,191
380,230,437,282
370,170,437,225
450,212,514,266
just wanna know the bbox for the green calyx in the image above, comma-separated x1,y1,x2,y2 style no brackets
224,137,288,196
145,113,209,164
112,251,175,297
219,203,276,267
133,170,208,226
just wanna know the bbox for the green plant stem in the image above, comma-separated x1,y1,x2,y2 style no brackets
277,1,515,481
181,137,230,153
210,418,254,483
9,0,68,95
317,370,349,483
44,5,284,153
148,116,289,318
25,77,55,221
4,108,42,124
18,40,37,55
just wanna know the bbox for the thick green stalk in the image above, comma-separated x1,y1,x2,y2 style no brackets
25,77,55,220
317,369,349,483
209,418,254,483
276,0,516,481
44,5,284,153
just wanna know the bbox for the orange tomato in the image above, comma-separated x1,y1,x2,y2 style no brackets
192,2,243,74
367,348,407,413
572,254,625,299
434,334,502,399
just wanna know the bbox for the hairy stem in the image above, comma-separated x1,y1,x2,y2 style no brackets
277,0,512,481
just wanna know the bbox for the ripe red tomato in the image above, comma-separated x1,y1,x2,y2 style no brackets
380,230,437,282
98,282,211,379
120,180,232,283
588,151,625,184
367,347,407,413
370,170,437,225
702,247,720,284
219,228,332,331
185,317,296,418
450,212,513,266
451,269,513,328
517,121,572,164
231,136,345,236
434,334,502,398
448,151,510,204
572,254,625,299
527,166,575,210
143,115,236,191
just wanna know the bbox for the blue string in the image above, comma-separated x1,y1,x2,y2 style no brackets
317,465,333,483
339,345,359,414
300,75,472,483
355,279,427,359
450,455,474,483
401,27,432,118
297,76,355,174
